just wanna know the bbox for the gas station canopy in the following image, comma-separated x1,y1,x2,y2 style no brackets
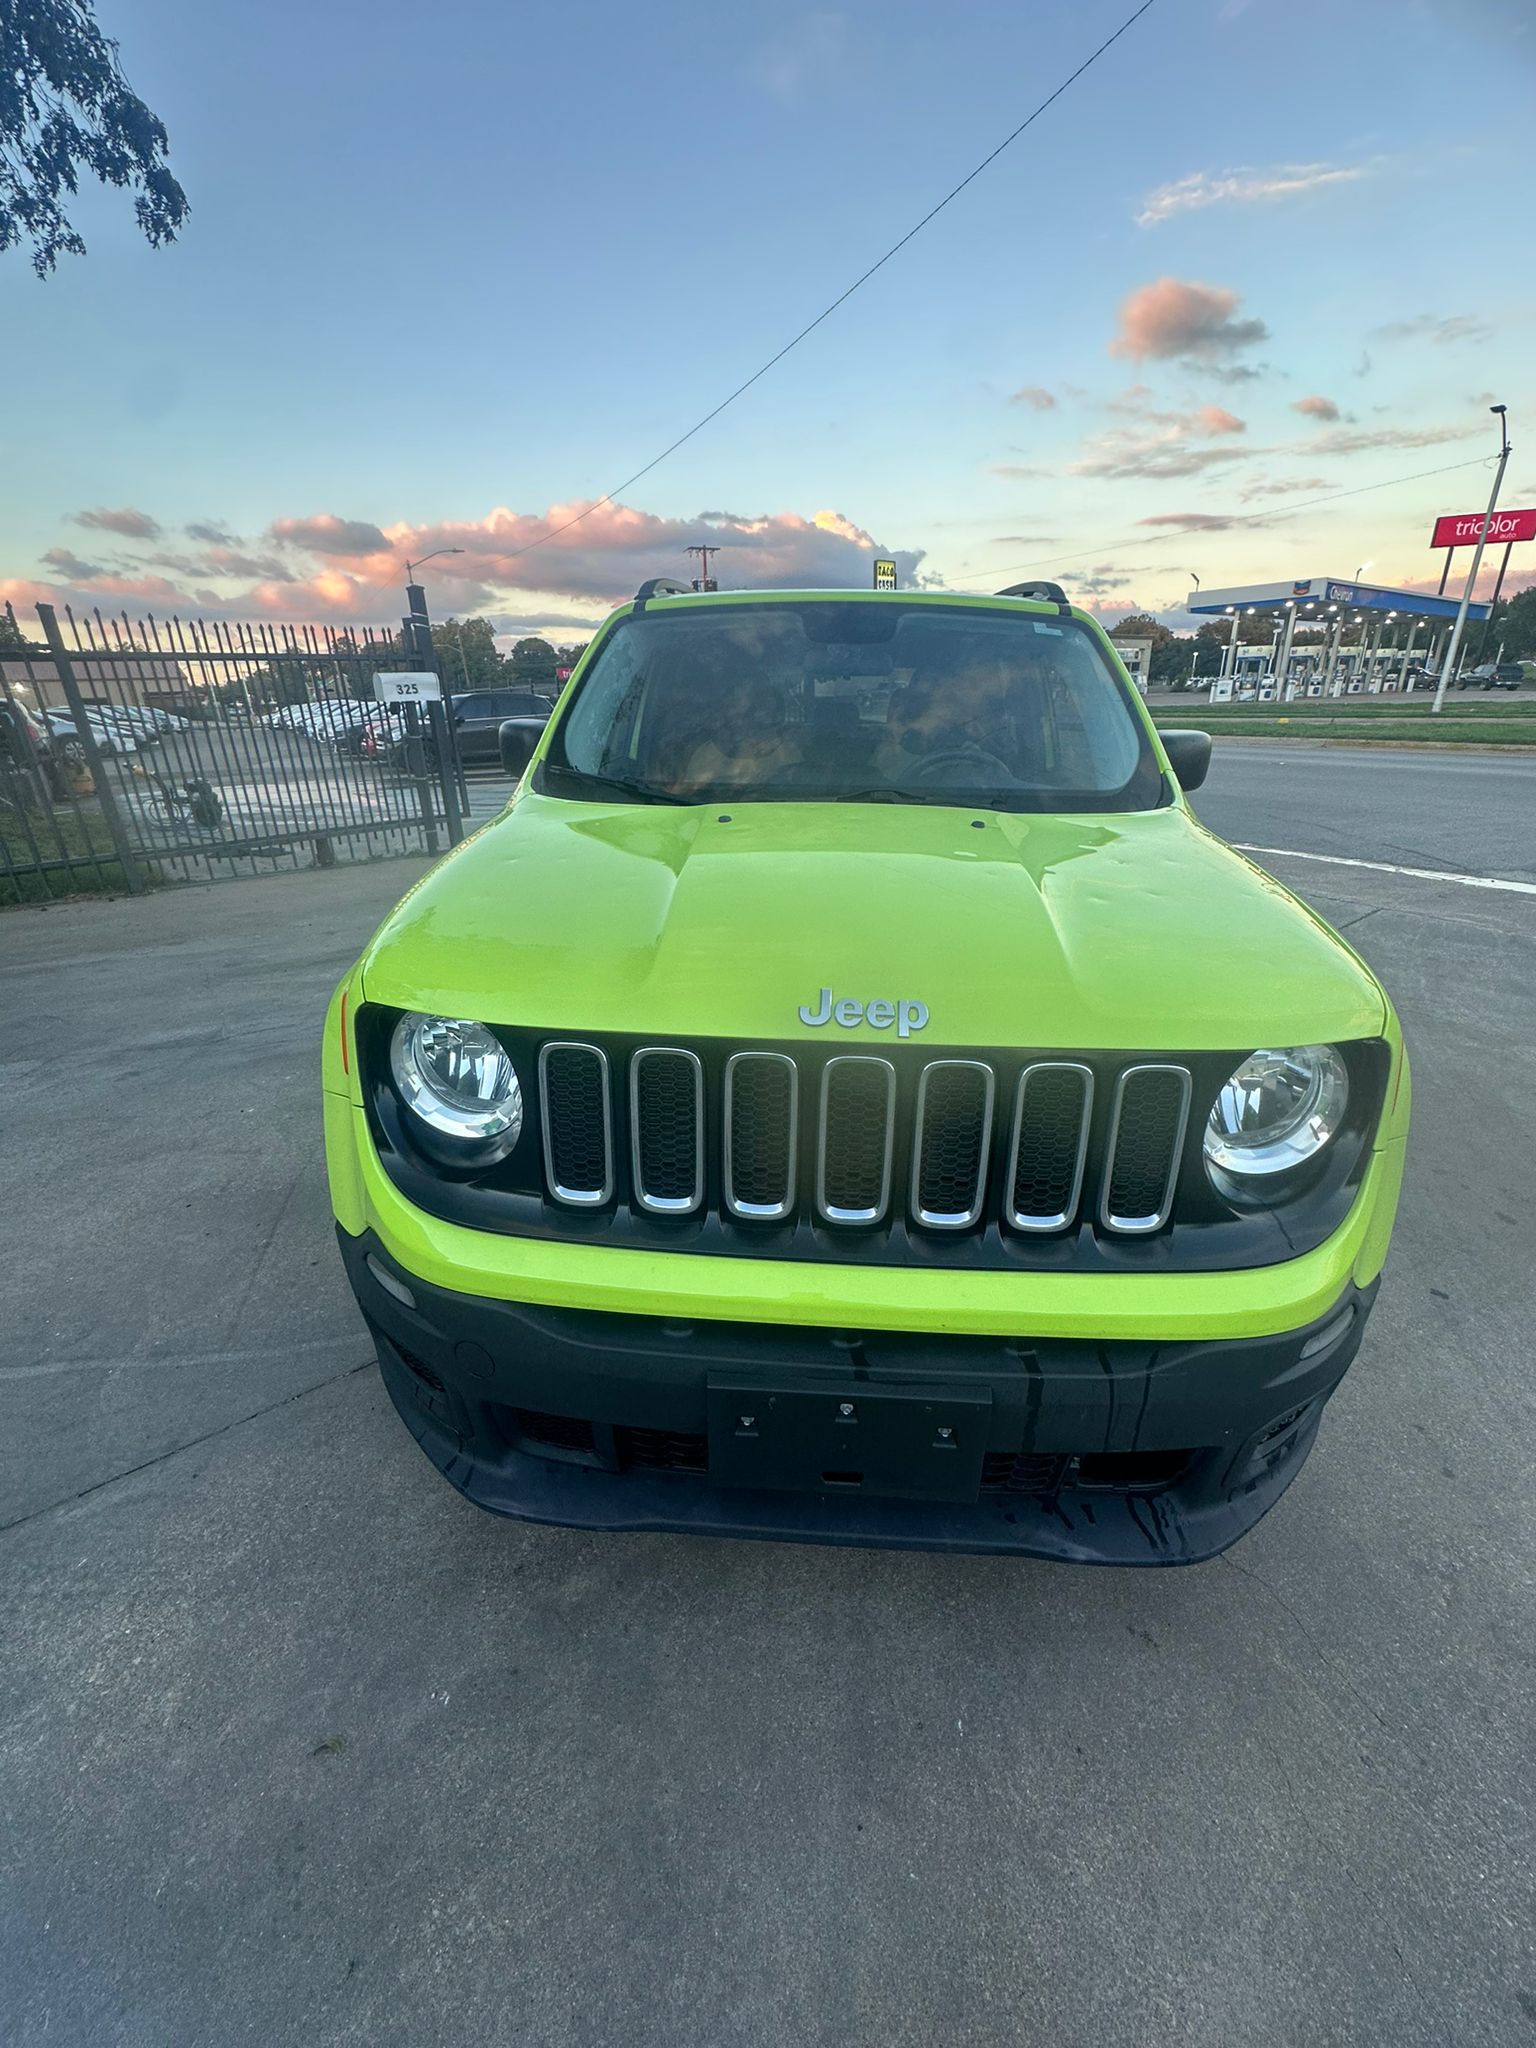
1186,576,1489,621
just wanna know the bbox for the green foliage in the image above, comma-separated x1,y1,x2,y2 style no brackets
433,617,505,691
1149,638,1194,684
1109,613,1173,647
510,636,559,688
0,611,30,652
2,0,189,275
1493,585,1536,663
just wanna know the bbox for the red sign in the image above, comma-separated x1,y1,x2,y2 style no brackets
1430,507,1536,549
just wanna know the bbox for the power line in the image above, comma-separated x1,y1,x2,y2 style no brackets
502,0,1159,567
978,452,1501,591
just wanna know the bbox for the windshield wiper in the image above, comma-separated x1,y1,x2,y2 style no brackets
828,786,952,806
542,764,690,806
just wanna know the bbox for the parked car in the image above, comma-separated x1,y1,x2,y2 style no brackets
1455,663,1519,691
39,707,140,759
448,687,554,768
74,696,180,739
0,700,66,794
324,580,1411,1567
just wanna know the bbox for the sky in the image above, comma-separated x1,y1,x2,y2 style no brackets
3,0,1535,642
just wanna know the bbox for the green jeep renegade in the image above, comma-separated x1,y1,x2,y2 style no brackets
323,583,1409,1564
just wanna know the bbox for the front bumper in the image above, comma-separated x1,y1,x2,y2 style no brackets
341,1224,1377,1565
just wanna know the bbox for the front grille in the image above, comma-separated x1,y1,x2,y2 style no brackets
539,1043,612,1204
630,1048,704,1213
1101,1065,1192,1232
724,1052,797,1219
819,1057,896,1222
527,1038,1195,1243
1008,1063,1093,1229
912,1061,994,1228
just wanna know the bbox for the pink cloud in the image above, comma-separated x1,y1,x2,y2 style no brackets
1293,394,1342,422
1196,404,1246,435
7,500,929,626
1109,279,1268,364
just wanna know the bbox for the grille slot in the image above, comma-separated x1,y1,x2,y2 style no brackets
817,1057,896,1224
911,1061,995,1228
981,1451,1070,1494
630,1048,705,1214
723,1052,798,1220
539,1043,613,1205
508,1407,596,1456
616,1425,708,1473
1101,1064,1192,1233
1007,1062,1093,1231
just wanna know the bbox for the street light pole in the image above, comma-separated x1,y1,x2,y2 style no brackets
1434,405,1510,713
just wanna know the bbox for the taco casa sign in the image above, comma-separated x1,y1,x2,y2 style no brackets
1430,508,1536,549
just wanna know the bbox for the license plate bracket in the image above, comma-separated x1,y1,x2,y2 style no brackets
706,1374,991,1504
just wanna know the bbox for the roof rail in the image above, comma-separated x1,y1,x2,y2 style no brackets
996,580,1069,606
634,577,692,605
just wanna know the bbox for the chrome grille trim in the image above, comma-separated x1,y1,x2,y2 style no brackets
1006,1061,1094,1232
910,1060,995,1229
630,1047,705,1215
1100,1063,1192,1235
723,1051,799,1222
817,1056,896,1225
538,1042,613,1206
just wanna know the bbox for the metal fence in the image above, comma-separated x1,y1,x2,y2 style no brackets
1,601,477,900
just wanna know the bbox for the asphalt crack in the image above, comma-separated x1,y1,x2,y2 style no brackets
0,1354,376,1539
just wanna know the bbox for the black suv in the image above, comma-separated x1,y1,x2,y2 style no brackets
450,688,553,767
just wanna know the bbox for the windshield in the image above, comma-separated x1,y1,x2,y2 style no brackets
542,601,1165,811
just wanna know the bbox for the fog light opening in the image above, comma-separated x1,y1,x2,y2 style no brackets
366,1253,416,1308
1300,1307,1354,1361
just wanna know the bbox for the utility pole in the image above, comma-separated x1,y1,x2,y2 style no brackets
686,544,718,592
1435,404,1511,712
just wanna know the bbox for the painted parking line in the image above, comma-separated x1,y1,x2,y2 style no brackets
1235,844,1536,897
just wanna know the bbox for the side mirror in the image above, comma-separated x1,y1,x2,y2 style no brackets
498,719,537,778
1160,729,1212,793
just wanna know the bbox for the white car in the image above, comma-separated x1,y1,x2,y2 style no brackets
40,707,140,757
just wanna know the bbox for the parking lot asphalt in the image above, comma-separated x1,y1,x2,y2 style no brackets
2,749,1533,2048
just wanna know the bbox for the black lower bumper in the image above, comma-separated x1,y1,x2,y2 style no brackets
340,1227,1376,1566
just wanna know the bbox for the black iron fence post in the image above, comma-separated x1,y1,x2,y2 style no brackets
35,603,145,894
404,582,465,846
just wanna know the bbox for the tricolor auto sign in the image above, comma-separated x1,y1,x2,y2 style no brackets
1430,508,1536,549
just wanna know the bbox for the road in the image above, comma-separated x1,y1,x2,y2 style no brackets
1,746,1532,2048
1192,739,1536,881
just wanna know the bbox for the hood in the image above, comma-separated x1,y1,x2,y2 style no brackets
361,794,1384,1051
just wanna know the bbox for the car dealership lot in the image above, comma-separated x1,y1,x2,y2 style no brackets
2,747,1532,2048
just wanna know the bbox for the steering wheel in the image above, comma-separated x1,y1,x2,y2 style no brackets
910,747,1016,786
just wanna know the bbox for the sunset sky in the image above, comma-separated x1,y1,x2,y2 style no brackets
3,0,1534,639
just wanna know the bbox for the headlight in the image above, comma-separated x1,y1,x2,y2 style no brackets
389,1012,522,1153
1204,1044,1348,1186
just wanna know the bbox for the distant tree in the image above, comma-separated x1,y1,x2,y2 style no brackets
1109,613,1173,647
554,641,590,676
2,0,189,275
1149,636,1195,685
510,636,559,690
0,610,32,652
432,617,505,691
1489,585,1536,663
